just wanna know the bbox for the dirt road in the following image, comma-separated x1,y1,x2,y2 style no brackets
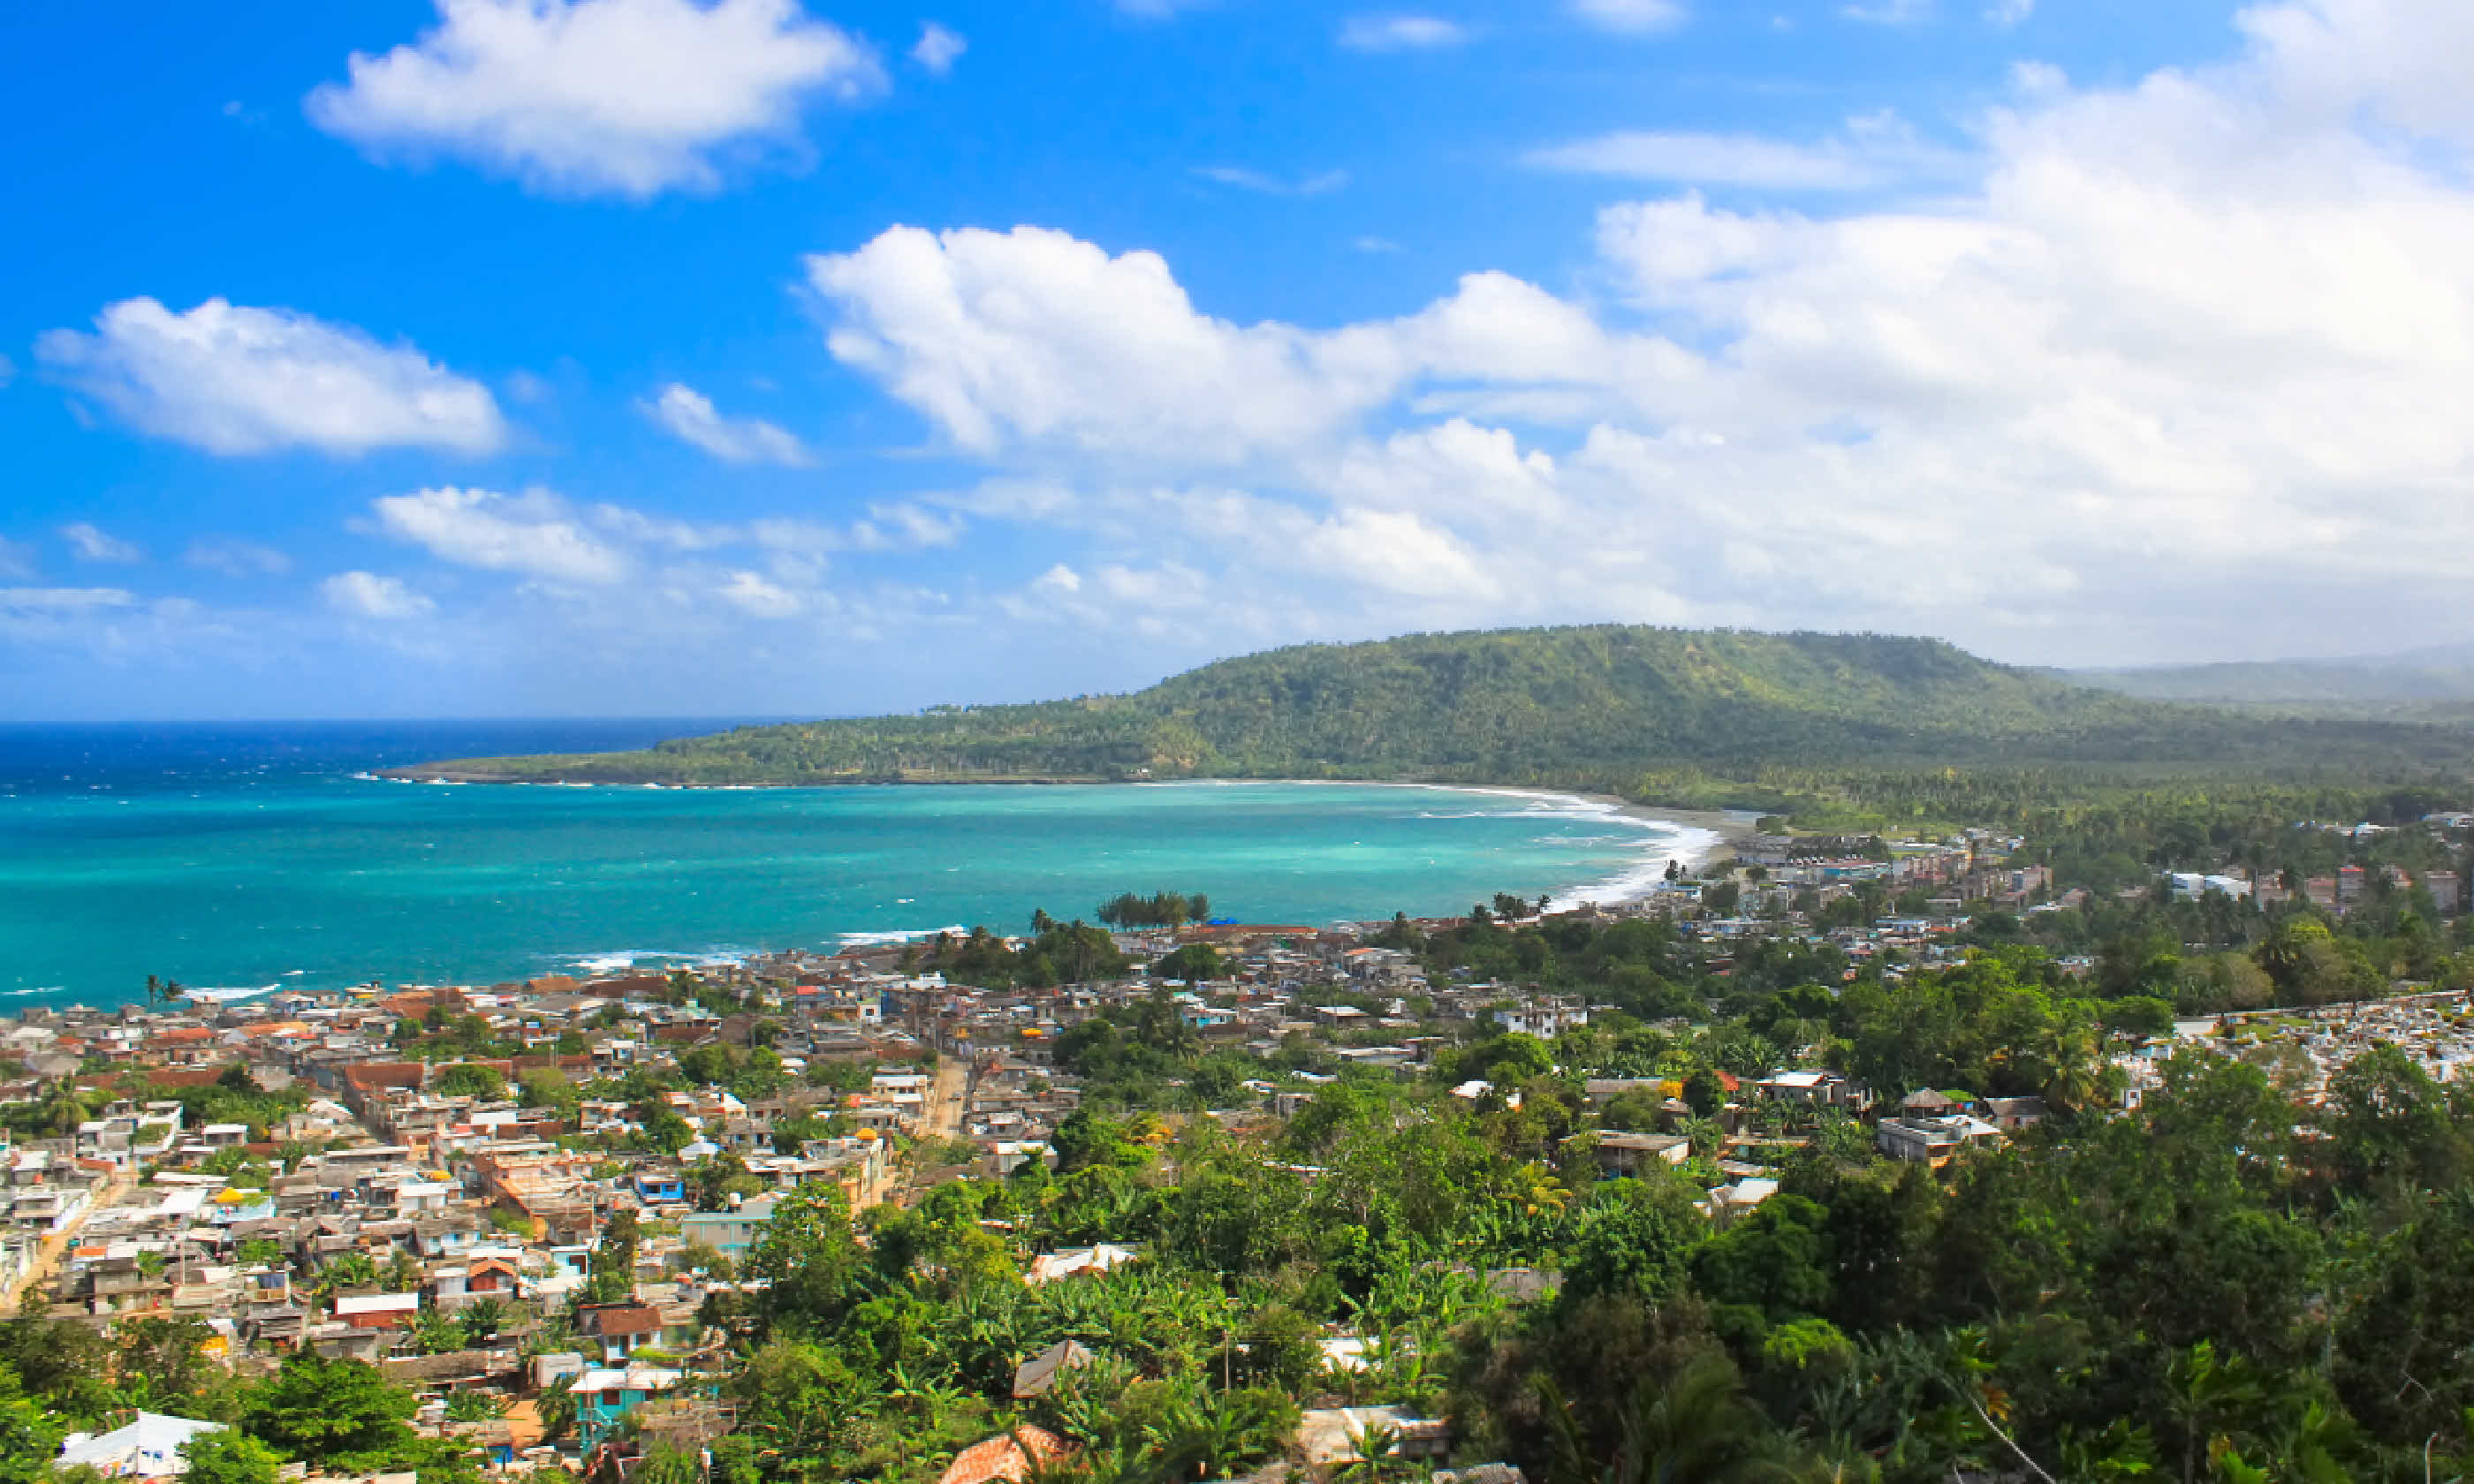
925,1054,968,1140
1,1162,132,1315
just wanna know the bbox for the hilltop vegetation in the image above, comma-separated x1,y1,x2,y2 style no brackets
403,626,2474,813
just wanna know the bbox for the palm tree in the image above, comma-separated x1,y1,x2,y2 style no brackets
411,1306,465,1356
535,1386,578,1444
1333,1420,1401,1484
1682,1116,1727,1160
459,1297,509,1347
1538,1354,1795,1484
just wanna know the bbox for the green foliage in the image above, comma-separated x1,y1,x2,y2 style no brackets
403,625,2474,803
239,1352,418,1465
180,1427,284,1484
1098,890,1213,928
1150,943,1222,982
429,1063,507,1101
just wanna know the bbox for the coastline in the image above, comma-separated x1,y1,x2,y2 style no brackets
1582,795,1764,844
7,774,1729,1011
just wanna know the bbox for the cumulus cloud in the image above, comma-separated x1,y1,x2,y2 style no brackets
372,487,629,584
1570,0,1687,34
910,20,964,74
322,571,436,619
60,523,143,564
1338,15,1468,50
804,226,1668,466
36,298,506,456
642,382,811,464
792,0,2474,665
306,0,884,199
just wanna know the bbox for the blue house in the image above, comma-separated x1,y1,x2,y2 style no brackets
678,1192,778,1259
567,1364,684,1448
633,1171,686,1205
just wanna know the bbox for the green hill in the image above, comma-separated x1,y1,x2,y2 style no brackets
393,626,2474,802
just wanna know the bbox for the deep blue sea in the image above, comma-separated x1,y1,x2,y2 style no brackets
0,722,1713,1011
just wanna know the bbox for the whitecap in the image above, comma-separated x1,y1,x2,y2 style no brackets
837,924,969,947
180,984,279,1003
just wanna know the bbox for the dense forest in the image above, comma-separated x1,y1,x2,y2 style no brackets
392,628,2474,814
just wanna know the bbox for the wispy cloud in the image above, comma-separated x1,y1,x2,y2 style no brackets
911,21,966,75
0,587,135,614
322,571,435,620
1527,112,1963,190
1984,0,2030,24
1193,166,1352,196
61,522,143,564
1843,0,1931,23
1570,0,1686,35
1339,14,1468,51
186,539,293,577
641,382,811,466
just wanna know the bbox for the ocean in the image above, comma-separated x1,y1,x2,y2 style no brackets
0,721,1716,1011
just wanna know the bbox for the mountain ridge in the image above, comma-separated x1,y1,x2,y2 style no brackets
390,625,2474,798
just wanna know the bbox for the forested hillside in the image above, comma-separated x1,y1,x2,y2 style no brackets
401,626,2474,799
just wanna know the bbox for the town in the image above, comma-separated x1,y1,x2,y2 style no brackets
8,799,2474,1484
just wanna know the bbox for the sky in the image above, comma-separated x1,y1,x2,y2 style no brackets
5,0,2471,719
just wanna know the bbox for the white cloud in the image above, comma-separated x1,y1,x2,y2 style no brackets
60,523,143,564
0,539,34,581
911,21,965,74
807,225,1400,463
306,0,884,199
642,382,812,465
716,569,804,617
322,571,436,619
794,0,2474,665
35,298,506,456
848,501,964,550
1193,166,1351,195
186,539,294,577
1115,0,1209,16
1528,112,1963,190
373,487,629,584
1339,15,1468,51
1843,0,1931,21
0,587,134,614
0,353,16,388
1985,0,2030,25
806,226,1671,466
1570,0,1687,35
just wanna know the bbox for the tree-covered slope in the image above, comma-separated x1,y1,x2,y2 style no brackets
398,625,2474,788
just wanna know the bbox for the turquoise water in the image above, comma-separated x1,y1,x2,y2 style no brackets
0,723,1710,1009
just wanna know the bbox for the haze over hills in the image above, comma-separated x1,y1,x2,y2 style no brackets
2067,647,2474,722
397,626,2474,795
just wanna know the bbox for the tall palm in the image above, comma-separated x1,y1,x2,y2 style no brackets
459,1297,508,1347
1539,1355,1794,1484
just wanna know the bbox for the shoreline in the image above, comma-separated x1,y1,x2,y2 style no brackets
8,778,1730,1011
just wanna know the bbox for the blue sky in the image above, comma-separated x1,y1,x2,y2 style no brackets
5,0,2470,719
